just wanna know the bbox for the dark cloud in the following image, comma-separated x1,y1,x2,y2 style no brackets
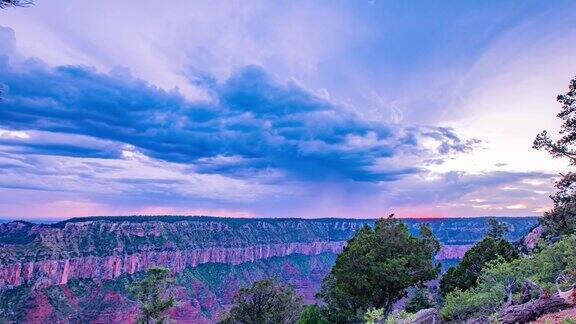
0,141,119,159
0,56,476,182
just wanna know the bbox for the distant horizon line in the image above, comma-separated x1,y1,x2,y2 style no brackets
0,214,541,224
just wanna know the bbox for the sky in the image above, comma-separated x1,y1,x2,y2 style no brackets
0,0,575,220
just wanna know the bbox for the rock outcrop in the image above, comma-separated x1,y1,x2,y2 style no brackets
522,225,545,251
411,308,440,324
434,244,473,260
0,240,473,290
0,241,344,289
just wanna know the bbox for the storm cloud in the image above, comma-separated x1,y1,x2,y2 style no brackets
0,52,475,183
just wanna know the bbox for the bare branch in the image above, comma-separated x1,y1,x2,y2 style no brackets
0,0,33,9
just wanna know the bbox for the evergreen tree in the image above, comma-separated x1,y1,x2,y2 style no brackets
297,305,328,324
440,236,518,296
404,287,434,313
128,267,176,324
486,218,509,239
319,217,440,321
534,76,576,236
219,279,303,324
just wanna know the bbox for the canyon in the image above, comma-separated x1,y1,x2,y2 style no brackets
0,216,537,322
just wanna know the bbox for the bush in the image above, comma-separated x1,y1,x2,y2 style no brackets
441,234,576,321
441,284,505,321
219,279,303,324
404,288,434,314
297,305,328,324
364,308,385,324
384,310,415,324
440,236,518,296
128,267,175,324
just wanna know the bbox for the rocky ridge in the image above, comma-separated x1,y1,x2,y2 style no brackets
0,216,536,291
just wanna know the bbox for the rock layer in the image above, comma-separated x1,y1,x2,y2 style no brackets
0,241,344,289
0,216,536,292
0,241,472,290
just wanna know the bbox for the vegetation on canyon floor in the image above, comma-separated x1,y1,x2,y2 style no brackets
128,267,176,324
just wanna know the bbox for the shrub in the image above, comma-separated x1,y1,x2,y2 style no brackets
219,279,303,324
441,234,576,321
297,305,328,324
384,310,415,324
440,236,518,296
364,307,385,324
441,284,505,321
404,287,434,314
128,267,176,324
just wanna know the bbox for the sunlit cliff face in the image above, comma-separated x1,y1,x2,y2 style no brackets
0,0,575,219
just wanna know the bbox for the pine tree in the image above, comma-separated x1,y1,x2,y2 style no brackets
534,76,576,236
404,287,434,313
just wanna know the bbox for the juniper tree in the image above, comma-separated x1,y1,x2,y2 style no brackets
440,234,518,296
404,287,434,314
534,76,576,236
318,216,440,321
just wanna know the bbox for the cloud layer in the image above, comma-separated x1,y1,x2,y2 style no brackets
0,51,476,185
1,0,574,219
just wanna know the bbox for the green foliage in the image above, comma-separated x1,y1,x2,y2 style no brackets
128,267,176,324
219,278,303,324
315,274,364,324
297,305,328,324
404,288,433,314
533,76,576,164
384,310,416,324
364,307,385,324
0,285,31,321
441,234,576,321
533,76,576,237
441,284,506,321
319,217,440,321
440,236,518,296
486,218,509,239
540,172,576,237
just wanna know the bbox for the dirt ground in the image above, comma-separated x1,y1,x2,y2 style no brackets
532,307,576,323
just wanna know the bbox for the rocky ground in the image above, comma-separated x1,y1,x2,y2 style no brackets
532,307,576,323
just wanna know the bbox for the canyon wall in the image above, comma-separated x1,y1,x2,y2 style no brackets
0,216,537,322
0,216,536,291
0,242,344,289
0,240,474,290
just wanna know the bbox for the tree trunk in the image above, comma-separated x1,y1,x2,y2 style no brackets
499,286,575,324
